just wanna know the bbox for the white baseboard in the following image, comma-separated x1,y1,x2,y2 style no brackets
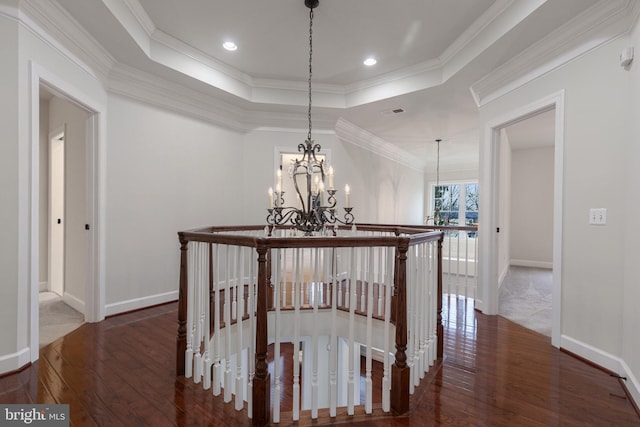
561,334,638,408
510,259,553,269
0,347,30,375
620,359,640,411
498,265,509,290
39,281,48,292
105,290,178,317
63,292,85,315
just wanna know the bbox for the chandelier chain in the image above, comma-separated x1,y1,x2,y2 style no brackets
307,7,313,142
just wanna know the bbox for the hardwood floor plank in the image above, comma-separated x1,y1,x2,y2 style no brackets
0,300,637,426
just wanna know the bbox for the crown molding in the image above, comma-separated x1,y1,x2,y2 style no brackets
18,0,115,82
108,64,248,132
470,0,640,107
335,118,426,171
96,0,553,110
439,0,515,66
121,0,155,36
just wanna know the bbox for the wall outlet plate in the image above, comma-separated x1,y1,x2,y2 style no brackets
589,208,607,225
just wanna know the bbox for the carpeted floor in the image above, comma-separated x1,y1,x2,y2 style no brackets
498,266,552,337
39,292,84,348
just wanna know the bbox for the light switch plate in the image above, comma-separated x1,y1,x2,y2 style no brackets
589,208,607,225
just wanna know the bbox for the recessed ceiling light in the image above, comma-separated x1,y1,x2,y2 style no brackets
223,41,238,51
363,57,377,66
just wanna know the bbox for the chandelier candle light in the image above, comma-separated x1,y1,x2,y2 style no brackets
266,0,355,235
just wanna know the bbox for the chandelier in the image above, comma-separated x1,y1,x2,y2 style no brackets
266,0,355,235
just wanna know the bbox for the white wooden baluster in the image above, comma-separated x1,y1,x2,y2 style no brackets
382,246,393,412
203,243,212,390
185,241,195,378
347,246,357,415
360,245,366,312
456,231,461,297
224,246,232,403
311,248,319,419
365,247,374,414
329,248,338,417
474,234,479,299
376,247,383,317
194,243,204,384
407,246,416,394
448,232,454,296
247,246,256,419
464,232,469,299
212,244,222,396
282,247,288,308
273,248,281,423
234,246,244,411
430,240,437,365
419,243,428,379
292,247,301,421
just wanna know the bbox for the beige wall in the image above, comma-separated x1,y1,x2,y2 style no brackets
509,146,554,267
479,34,631,369
0,12,21,363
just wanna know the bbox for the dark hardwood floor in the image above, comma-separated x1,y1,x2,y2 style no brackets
1,297,638,426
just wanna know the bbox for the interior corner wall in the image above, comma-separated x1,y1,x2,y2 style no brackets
622,16,640,405
49,96,90,305
509,146,554,267
479,35,631,367
0,11,21,367
105,94,244,311
242,129,424,226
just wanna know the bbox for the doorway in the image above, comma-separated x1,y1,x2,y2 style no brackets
39,91,88,348
479,91,564,347
497,109,555,337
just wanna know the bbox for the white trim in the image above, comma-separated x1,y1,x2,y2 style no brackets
335,118,426,171
620,359,640,410
561,334,626,376
470,0,640,107
63,292,85,315
105,291,179,317
480,90,564,349
18,0,114,81
0,348,31,375
510,259,553,269
39,281,48,292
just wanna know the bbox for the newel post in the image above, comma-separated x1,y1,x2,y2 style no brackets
253,241,271,426
437,237,444,359
176,233,188,376
391,238,410,415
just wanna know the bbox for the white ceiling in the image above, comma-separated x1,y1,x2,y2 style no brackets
51,0,611,170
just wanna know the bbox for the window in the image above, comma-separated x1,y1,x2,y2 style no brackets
431,182,478,226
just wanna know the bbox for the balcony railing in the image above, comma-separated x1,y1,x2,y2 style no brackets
176,224,444,426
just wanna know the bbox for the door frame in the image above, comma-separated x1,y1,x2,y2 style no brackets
30,61,106,361
479,90,565,348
